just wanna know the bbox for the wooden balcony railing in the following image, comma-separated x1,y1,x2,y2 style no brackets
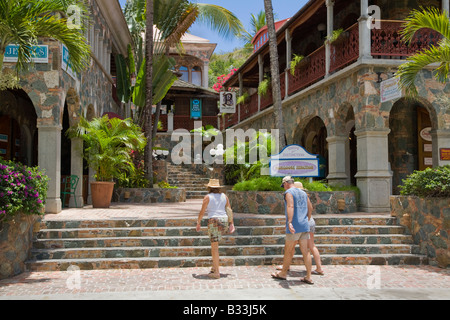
371,20,441,58
222,20,440,129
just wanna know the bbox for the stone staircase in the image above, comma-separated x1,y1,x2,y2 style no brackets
26,215,428,272
167,164,210,200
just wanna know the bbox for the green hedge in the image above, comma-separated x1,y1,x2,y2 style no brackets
399,165,450,198
233,177,333,192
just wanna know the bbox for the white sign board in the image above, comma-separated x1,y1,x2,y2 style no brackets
380,77,402,103
270,144,320,177
220,92,236,114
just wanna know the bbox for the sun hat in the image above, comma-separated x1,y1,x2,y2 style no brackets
294,181,308,190
280,176,294,188
206,179,224,188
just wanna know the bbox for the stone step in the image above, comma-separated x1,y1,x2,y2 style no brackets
30,243,418,261
26,253,429,272
33,234,414,250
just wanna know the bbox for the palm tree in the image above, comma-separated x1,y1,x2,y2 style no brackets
263,0,286,149
0,0,91,81
396,7,450,97
240,10,267,46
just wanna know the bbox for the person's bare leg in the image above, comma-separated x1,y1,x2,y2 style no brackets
273,240,296,279
308,233,324,274
299,238,313,283
209,242,220,279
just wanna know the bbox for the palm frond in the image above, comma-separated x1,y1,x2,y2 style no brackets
196,3,244,39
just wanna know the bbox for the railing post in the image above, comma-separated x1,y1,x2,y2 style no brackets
285,29,292,98
325,0,334,76
258,54,263,112
358,0,372,60
443,0,449,17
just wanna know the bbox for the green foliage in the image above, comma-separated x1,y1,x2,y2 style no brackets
157,181,178,189
208,47,252,87
191,125,220,139
258,75,271,96
325,28,345,44
232,176,335,192
290,54,305,76
67,116,147,182
399,166,450,198
236,92,249,105
0,159,49,221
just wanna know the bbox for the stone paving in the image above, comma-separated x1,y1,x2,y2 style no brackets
1,200,449,300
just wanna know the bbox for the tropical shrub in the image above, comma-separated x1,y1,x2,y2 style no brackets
0,159,49,221
399,166,450,198
212,68,238,92
232,176,334,192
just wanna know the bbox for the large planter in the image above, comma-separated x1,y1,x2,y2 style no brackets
0,214,40,280
391,196,449,268
90,181,115,208
113,188,187,203
227,190,357,215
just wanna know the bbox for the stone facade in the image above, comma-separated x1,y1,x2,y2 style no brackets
0,0,132,214
391,196,449,268
227,191,357,215
113,188,187,204
0,214,40,280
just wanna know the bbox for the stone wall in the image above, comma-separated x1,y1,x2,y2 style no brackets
113,188,187,204
390,196,449,268
0,214,40,280
227,191,357,215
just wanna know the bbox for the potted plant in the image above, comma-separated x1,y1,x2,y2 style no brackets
325,28,349,45
290,54,308,76
68,115,146,208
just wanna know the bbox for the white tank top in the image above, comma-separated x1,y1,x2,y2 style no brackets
206,193,227,218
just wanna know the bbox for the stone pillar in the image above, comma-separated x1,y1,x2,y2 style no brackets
203,62,209,88
70,137,84,208
325,0,334,76
431,129,450,167
326,136,348,186
354,129,392,212
37,125,62,214
358,0,372,60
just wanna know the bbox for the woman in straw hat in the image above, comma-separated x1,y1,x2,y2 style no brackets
196,179,235,279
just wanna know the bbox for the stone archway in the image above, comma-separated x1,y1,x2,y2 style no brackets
388,98,437,194
300,116,329,179
0,89,38,167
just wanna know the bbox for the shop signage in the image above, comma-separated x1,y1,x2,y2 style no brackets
4,44,49,64
420,127,432,142
61,44,77,80
380,77,402,103
440,148,450,161
270,144,320,177
190,98,202,119
220,92,236,114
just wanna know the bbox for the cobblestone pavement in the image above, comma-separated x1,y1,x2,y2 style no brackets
1,201,449,301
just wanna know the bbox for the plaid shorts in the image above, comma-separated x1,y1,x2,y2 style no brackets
207,217,229,243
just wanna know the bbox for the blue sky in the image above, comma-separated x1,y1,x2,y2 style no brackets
118,0,308,53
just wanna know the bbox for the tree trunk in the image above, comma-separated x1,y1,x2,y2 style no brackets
144,0,154,187
263,0,287,150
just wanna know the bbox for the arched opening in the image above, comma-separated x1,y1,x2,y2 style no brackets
0,89,38,167
301,116,328,179
388,98,435,194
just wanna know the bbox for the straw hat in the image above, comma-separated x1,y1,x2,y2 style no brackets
206,179,224,188
294,181,307,190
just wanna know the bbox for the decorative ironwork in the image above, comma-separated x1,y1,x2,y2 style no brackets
330,23,359,73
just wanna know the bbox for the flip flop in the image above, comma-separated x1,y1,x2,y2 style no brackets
208,273,220,279
275,265,291,271
312,270,324,276
301,277,314,285
271,272,287,281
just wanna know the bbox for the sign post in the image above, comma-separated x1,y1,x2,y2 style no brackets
270,145,320,178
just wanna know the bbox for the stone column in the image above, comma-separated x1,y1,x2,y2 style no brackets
167,112,174,132
431,129,450,167
354,129,392,212
358,0,372,60
70,137,84,208
325,0,334,76
326,136,348,186
37,125,62,214
203,62,209,88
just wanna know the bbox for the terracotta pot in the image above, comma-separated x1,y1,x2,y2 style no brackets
90,181,115,208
